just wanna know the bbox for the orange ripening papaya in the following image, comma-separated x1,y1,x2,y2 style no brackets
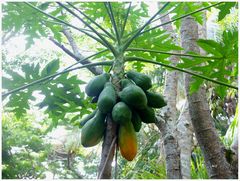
118,120,137,161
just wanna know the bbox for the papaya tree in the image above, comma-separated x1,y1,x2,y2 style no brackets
2,1,238,179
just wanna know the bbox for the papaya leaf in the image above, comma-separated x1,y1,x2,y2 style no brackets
128,29,181,63
180,30,237,97
3,2,65,49
217,2,237,21
3,59,88,126
197,39,223,57
41,59,59,76
169,2,210,29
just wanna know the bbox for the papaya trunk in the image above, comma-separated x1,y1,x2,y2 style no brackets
98,116,117,178
176,101,193,179
180,15,236,179
155,5,182,179
98,54,125,179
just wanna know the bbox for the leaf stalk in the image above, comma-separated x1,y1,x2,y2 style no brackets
125,56,237,90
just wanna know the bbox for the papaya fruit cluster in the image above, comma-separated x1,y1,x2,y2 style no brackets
80,71,166,161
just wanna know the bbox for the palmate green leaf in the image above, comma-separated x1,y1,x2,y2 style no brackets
37,72,86,123
127,29,180,66
3,59,88,125
76,1,148,38
6,92,33,118
41,59,59,76
133,29,182,51
217,2,237,21
197,40,223,57
3,2,66,49
3,2,46,48
178,30,237,97
3,63,41,117
168,2,210,29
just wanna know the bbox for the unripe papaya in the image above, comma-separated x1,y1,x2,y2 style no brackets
85,73,110,97
131,110,142,132
118,120,137,161
112,102,132,125
119,84,147,109
145,91,167,108
81,110,106,147
138,106,156,124
126,71,152,91
120,78,134,89
98,82,117,114
79,109,97,127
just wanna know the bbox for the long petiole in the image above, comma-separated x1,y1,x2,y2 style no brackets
122,2,170,51
125,56,237,90
126,48,223,59
107,2,121,45
140,2,223,35
24,2,106,47
67,2,116,41
121,2,132,38
57,2,117,56
42,19,110,38
2,61,113,98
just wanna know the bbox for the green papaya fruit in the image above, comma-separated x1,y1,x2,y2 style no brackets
126,71,152,90
145,91,167,108
120,78,134,89
112,102,132,125
138,106,156,124
119,84,147,109
131,110,142,132
98,82,117,114
119,120,137,161
85,73,110,97
79,109,97,127
81,110,106,147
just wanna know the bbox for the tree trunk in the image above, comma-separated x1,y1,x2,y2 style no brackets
176,101,193,179
176,10,208,179
155,9,181,179
98,116,117,179
98,54,125,179
180,15,236,179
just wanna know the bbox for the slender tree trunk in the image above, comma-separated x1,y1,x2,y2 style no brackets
98,116,117,179
180,15,236,179
176,101,193,179
176,10,208,179
155,9,181,179
98,53,124,179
